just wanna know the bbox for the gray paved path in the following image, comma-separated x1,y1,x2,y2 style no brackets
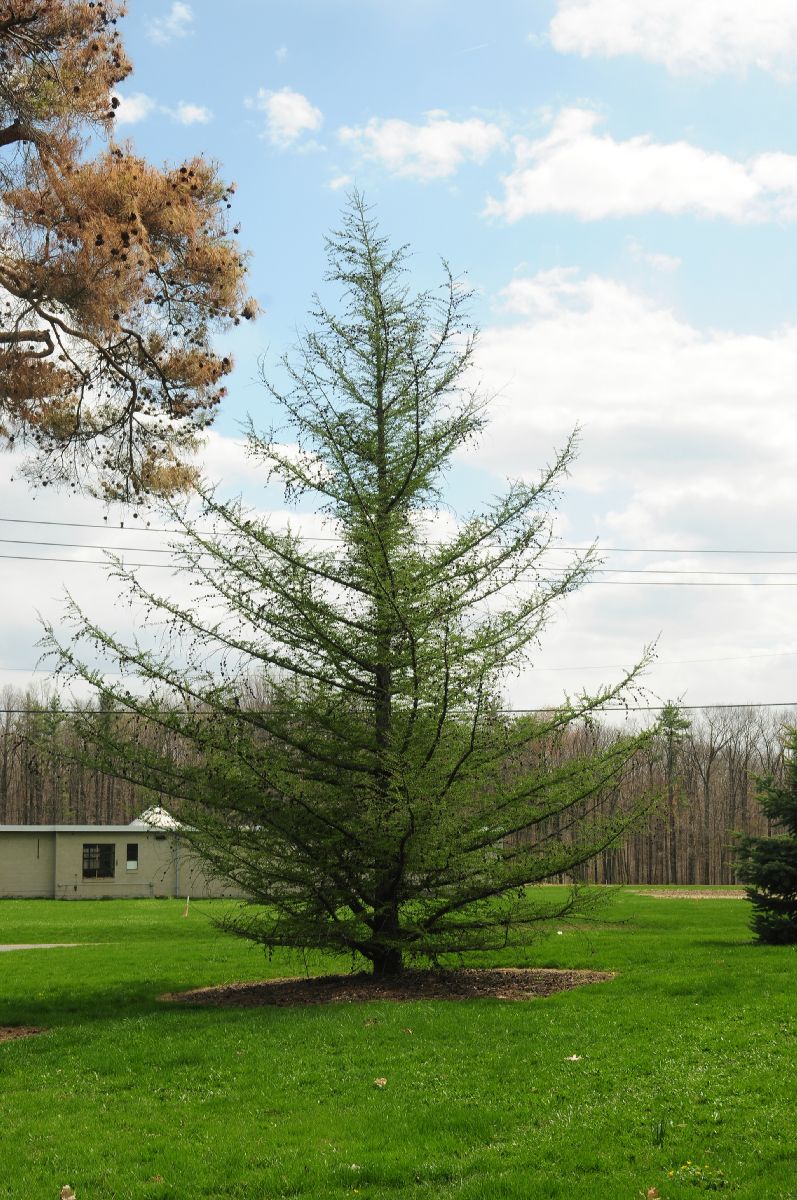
0,944,80,951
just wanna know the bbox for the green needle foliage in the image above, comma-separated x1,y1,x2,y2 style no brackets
44,197,656,976
736,726,797,944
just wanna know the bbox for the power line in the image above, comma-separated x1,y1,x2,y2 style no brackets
4,648,797,677
3,515,797,556
0,553,154,567
5,550,797,584
0,537,175,555
7,537,797,577
10,535,797,578
525,650,797,671
0,516,174,533
0,700,795,716
0,665,127,676
501,701,797,714
7,550,797,584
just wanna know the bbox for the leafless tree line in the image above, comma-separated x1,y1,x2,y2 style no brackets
0,686,792,885
520,705,792,885
0,687,182,827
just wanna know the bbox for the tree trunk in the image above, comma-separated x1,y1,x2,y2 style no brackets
371,946,404,977
667,736,677,883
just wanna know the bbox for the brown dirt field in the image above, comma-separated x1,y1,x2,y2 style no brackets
0,1027,45,1043
161,967,615,1008
631,888,746,900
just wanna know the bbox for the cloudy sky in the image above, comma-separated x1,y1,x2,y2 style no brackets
5,0,797,714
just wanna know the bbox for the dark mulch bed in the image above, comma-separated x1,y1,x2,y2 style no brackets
0,1026,46,1043
161,967,615,1008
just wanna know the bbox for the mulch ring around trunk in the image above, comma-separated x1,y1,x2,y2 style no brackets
0,1027,46,1043
161,967,615,1008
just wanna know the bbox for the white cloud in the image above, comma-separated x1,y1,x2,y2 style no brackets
549,0,797,76
148,1,194,45
477,266,797,506
112,92,157,126
627,238,681,273
338,111,506,181
275,46,288,61
327,174,353,191
113,93,212,128
467,269,797,705
250,87,323,148
485,108,797,223
170,101,212,126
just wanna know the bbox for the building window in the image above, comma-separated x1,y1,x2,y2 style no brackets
126,843,139,871
82,843,115,879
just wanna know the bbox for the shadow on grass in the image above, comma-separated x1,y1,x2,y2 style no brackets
1,980,317,1036
695,937,755,949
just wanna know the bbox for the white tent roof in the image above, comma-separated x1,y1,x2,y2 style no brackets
128,805,181,831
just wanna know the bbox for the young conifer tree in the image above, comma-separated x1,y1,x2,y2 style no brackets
736,727,797,944
46,197,655,976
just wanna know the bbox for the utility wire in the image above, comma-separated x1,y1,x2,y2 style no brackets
516,650,797,671
5,550,797,584
4,649,797,676
3,515,797,556
6,537,797,577
6,541,797,583
502,701,797,714
0,537,177,555
0,700,795,716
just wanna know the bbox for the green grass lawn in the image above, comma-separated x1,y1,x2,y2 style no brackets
1,889,795,1200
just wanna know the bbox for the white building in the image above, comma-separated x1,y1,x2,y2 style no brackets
0,807,244,899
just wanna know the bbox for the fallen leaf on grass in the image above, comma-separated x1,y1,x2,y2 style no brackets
374,1077,388,1088
646,1189,660,1199
402,1028,413,1035
363,1018,379,1027
565,1055,582,1061
60,1189,76,1200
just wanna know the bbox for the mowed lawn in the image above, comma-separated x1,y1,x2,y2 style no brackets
1,891,795,1200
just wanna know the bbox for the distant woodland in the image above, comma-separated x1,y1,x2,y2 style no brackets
0,686,791,886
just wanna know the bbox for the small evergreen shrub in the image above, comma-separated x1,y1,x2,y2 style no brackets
736,727,797,944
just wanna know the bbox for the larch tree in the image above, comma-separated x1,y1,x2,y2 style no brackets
44,198,656,976
0,0,253,498
736,726,797,944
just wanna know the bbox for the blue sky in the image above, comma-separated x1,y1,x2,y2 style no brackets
113,0,797,345
5,0,797,714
